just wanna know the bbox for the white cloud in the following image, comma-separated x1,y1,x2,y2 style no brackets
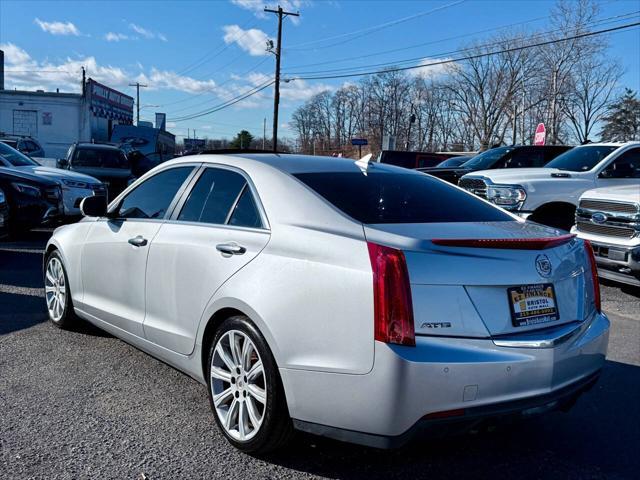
34,18,80,36
105,32,129,42
0,42,214,96
128,23,167,42
410,57,456,79
230,0,306,24
223,25,271,56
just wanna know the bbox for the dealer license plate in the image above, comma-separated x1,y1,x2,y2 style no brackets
507,283,558,327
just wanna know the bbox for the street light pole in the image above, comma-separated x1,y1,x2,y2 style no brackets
265,6,299,152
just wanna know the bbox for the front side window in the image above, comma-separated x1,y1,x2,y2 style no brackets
545,145,618,172
504,148,545,168
295,171,512,224
462,147,513,170
600,148,640,178
178,168,262,228
117,167,193,219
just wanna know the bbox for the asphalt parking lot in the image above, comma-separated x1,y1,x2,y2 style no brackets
1,230,638,480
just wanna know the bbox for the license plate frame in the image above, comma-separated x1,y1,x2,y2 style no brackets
507,283,559,327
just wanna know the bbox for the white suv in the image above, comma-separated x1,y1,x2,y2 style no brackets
572,185,640,287
459,142,640,230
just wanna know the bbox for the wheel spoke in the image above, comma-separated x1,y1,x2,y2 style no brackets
213,387,234,407
247,384,266,405
46,293,55,307
215,343,235,372
241,337,253,371
210,365,232,383
246,396,261,429
58,292,65,310
45,286,56,293
237,401,247,439
45,270,55,285
246,360,263,382
229,331,242,366
225,398,238,430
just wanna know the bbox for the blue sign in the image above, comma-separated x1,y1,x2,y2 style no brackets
351,138,368,146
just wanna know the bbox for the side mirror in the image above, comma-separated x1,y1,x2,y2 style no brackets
80,195,108,217
57,158,69,168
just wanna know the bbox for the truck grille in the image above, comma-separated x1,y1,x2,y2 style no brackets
458,178,487,198
579,199,639,214
90,183,107,196
576,221,636,239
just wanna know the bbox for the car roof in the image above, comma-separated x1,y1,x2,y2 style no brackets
75,143,122,150
166,153,416,175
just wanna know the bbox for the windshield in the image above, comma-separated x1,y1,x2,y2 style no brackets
0,141,39,167
436,157,469,168
462,147,513,169
545,145,618,172
73,147,129,169
295,171,511,224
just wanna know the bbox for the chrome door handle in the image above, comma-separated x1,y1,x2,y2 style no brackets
128,235,148,247
216,243,246,255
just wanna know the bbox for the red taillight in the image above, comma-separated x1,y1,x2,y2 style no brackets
431,234,575,250
367,242,415,347
583,240,601,313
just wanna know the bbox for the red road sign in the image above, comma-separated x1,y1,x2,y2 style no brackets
534,123,546,146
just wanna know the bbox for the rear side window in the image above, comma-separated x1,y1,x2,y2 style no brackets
295,171,512,224
506,148,545,168
178,168,263,228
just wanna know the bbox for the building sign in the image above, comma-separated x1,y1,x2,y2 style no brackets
351,138,368,146
42,112,52,125
184,138,206,152
87,79,134,124
534,123,546,146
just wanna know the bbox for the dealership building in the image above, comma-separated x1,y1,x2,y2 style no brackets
0,51,134,158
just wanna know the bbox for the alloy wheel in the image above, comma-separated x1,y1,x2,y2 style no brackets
210,330,267,442
45,257,66,322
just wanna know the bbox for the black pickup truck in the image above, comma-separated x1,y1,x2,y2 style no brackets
419,145,572,184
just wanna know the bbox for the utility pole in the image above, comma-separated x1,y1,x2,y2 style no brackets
81,66,86,97
128,81,148,125
263,117,266,150
265,5,299,152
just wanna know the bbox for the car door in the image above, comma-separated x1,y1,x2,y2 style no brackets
79,165,196,336
596,147,640,189
143,166,270,355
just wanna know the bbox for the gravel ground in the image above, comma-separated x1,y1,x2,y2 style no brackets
1,230,638,479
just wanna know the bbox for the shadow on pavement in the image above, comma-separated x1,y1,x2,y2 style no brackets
265,360,640,480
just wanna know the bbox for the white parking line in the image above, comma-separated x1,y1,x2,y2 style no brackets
0,284,44,297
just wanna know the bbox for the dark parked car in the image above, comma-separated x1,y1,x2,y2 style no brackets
434,156,473,168
60,143,137,199
0,136,45,158
419,145,573,184
377,150,455,169
0,187,8,238
0,167,63,235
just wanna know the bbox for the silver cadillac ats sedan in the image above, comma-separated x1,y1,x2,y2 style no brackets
44,153,609,453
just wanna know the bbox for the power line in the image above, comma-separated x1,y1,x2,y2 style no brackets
285,0,466,51
283,9,638,72
289,21,640,81
168,79,275,122
285,11,640,77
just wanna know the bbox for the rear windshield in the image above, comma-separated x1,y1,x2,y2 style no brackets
295,171,512,224
0,141,39,166
545,145,618,172
73,148,128,169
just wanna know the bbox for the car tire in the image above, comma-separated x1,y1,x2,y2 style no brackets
207,315,293,454
44,250,77,329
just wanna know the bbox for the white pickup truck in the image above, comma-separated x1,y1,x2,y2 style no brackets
571,185,640,287
459,141,640,230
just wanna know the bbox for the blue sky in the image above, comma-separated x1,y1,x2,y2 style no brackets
1,0,639,141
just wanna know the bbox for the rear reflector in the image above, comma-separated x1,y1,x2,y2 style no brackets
431,234,575,250
367,242,415,347
424,408,466,420
583,240,601,313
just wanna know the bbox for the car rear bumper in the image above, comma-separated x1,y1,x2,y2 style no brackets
591,240,640,287
281,311,609,447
